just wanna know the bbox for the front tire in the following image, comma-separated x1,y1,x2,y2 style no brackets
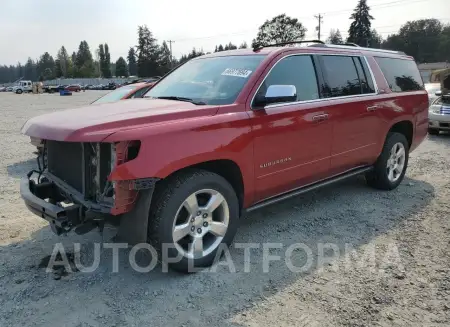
16,89,23,94
428,128,440,136
366,132,409,190
148,169,240,272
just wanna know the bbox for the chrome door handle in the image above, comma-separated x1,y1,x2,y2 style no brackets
312,113,329,121
367,105,379,111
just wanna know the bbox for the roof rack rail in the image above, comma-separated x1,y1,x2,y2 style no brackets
253,40,325,51
343,42,360,47
308,43,406,55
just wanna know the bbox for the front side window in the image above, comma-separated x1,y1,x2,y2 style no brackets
254,55,320,105
145,55,265,105
375,57,424,92
320,56,362,97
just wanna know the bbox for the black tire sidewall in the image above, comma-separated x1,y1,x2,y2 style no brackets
374,132,410,190
152,172,239,271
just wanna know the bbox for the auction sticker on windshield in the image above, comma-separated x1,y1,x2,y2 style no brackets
221,68,252,78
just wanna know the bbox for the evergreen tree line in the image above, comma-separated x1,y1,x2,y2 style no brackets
1,0,449,84
325,0,450,64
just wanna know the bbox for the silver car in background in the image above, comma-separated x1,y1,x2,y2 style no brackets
428,95,450,135
425,83,442,105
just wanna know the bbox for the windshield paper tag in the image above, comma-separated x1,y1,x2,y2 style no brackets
221,68,252,78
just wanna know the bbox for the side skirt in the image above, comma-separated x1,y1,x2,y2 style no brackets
245,166,373,213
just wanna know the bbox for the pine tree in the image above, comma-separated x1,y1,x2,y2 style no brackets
37,52,55,80
327,29,344,44
55,46,69,77
98,44,106,77
24,58,37,81
239,42,248,49
347,0,374,46
158,41,172,75
104,43,112,78
127,47,138,76
136,25,160,77
115,57,128,77
75,41,95,77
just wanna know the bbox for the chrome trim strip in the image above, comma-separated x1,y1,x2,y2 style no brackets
250,53,379,110
246,166,373,212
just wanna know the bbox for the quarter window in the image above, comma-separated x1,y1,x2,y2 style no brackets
254,55,320,106
320,56,363,97
375,57,424,92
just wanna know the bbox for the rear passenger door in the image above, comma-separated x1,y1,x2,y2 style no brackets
249,55,333,201
318,55,382,174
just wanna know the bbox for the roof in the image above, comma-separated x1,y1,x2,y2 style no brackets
198,43,410,60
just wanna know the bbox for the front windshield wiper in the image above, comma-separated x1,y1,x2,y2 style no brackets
152,96,207,105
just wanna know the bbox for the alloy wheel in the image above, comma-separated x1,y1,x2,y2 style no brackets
172,189,229,259
386,142,406,182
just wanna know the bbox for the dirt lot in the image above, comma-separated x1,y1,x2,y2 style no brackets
0,91,449,327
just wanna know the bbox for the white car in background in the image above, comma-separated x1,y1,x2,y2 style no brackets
425,83,442,105
428,95,450,135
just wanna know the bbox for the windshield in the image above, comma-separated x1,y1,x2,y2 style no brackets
145,55,265,105
92,85,138,104
425,83,441,94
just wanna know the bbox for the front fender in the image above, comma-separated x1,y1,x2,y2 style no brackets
104,112,255,207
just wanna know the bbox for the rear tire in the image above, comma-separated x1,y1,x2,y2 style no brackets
366,132,409,190
16,89,23,94
428,128,440,136
148,169,240,272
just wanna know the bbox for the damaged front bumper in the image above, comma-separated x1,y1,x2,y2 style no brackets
20,170,159,239
20,172,113,235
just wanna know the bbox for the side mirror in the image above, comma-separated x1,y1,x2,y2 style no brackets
435,90,442,96
254,85,297,108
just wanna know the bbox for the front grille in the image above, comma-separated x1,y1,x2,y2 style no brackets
440,106,450,115
46,141,112,200
47,141,83,192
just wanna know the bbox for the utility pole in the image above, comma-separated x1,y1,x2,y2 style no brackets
314,14,323,40
167,40,175,67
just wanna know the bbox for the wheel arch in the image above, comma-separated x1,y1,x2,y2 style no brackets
387,120,413,148
156,159,245,214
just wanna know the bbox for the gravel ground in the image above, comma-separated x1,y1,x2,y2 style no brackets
0,91,449,327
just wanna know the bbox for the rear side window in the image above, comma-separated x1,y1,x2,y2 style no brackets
375,57,424,92
254,55,320,104
320,56,364,98
353,57,375,94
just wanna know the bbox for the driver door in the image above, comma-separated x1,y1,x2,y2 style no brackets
248,55,333,201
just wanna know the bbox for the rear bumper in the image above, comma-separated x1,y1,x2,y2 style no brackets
20,177,83,235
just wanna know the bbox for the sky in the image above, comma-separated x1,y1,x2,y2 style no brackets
0,0,449,65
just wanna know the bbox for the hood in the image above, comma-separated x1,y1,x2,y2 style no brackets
21,98,219,142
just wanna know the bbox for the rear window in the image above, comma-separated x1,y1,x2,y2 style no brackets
375,57,424,92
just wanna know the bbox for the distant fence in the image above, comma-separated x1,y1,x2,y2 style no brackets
43,77,136,86
1,77,140,87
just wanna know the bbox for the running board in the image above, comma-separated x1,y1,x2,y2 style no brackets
245,166,373,213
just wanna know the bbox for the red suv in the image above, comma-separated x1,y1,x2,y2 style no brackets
20,41,428,272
